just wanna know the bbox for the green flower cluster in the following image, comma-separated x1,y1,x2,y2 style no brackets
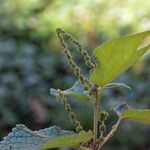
57,90,83,132
98,111,109,142
58,28,96,69
56,28,96,94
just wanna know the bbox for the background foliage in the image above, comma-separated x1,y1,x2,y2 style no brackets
0,0,150,149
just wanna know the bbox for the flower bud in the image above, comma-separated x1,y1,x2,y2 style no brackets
99,124,106,132
65,104,71,112
74,121,81,126
79,74,84,82
76,126,83,132
69,112,76,119
63,49,68,54
85,55,91,60
83,51,88,56
99,111,109,122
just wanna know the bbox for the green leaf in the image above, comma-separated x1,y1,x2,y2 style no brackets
0,124,74,150
41,131,92,149
50,81,91,101
90,31,150,87
122,109,150,124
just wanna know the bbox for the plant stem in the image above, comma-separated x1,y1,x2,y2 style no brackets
93,88,101,144
97,117,123,150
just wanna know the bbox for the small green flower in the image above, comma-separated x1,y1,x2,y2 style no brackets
57,90,83,133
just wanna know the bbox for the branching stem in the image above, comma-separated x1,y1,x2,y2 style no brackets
97,117,123,150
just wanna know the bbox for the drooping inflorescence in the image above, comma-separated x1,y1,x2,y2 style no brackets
57,89,83,132
98,111,109,142
57,28,96,69
56,28,97,95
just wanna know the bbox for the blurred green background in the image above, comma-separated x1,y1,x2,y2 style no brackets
0,0,150,150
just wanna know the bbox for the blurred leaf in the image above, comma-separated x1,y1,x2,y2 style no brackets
41,131,92,149
50,81,91,101
122,109,150,124
114,102,131,116
0,124,74,150
104,83,131,90
90,31,150,87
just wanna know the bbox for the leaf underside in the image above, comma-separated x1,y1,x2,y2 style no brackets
41,131,92,149
0,124,74,150
122,109,150,124
104,82,131,90
90,31,150,87
50,81,91,101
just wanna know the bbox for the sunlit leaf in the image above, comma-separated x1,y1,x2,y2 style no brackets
90,31,150,87
50,81,91,101
41,131,92,149
0,124,74,150
122,109,150,124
